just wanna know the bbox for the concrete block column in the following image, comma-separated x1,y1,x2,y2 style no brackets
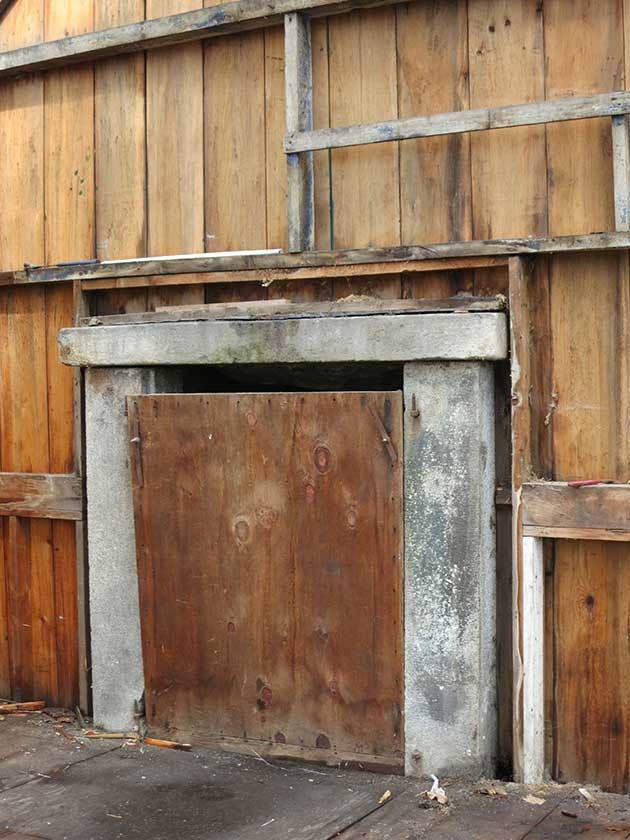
85,367,182,731
404,362,497,778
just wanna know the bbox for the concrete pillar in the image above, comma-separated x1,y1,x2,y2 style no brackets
85,367,182,731
404,362,497,778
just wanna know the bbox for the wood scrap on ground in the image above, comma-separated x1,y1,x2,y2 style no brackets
84,730,139,740
0,701,45,714
144,737,192,751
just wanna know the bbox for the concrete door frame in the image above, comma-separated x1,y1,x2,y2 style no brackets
60,311,507,778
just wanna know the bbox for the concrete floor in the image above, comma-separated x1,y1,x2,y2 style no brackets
1,716,629,840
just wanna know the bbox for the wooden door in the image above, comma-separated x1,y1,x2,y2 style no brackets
128,391,403,770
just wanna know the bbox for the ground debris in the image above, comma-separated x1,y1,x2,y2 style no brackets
475,781,508,797
422,775,449,807
84,729,139,740
523,794,546,805
378,790,392,806
579,787,598,807
43,707,76,723
144,736,192,751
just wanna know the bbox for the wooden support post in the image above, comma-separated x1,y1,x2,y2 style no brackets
522,535,545,783
612,115,630,231
73,281,90,714
509,255,534,782
285,12,314,252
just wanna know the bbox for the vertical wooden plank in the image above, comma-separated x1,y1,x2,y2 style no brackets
397,1,471,246
0,0,43,49
285,12,314,252
147,0,204,309
0,519,10,698
204,31,266,252
545,0,621,238
468,0,546,239
93,0,147,317
265,26,289,252
0,0,46,704
546,0,629,792
468,0,547,315
94,0,146,262
6,517,32,702
147,0,203,255
509,255,533,783
46,283,80,707
522,535,544,784
328,7,399,249
44,0,92,710
612,115,630,231
44,2,95,265
554,540,630,792
312,19,331,251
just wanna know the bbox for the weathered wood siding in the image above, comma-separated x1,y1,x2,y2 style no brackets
0,0,628,788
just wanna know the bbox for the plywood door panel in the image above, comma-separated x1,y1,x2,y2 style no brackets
129,392,403,765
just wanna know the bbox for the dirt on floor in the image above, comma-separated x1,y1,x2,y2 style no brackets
0,714,629,840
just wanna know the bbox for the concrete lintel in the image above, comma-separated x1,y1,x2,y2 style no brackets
59,312,508,367
86,367,182,732
404,361,497,779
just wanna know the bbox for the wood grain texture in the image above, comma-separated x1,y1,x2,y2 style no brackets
144,0,205,312
328,7,399,248
264,25,289,251
0,473,82,520
397,1,471,246
509,255,534,782
93,0,147,317
523,482,630,532
311,18,331,250
544,0,630,793
129,392,403,762
0,519,9,697
13,233,630,289
554,539,630,791
205,31,266,252
285,13,314,252
0,0,412,79
468,0,546,240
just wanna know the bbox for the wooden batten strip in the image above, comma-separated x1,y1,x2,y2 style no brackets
523,481,630,533
521,535,545,784
612,115,630,231
0,0,403,79
285,13,315,252
0,473,83,520
509,256,534,784
4,232,630,288
286,90,630,152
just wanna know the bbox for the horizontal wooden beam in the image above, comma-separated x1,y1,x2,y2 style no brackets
3,232,630,288
78,256,508,292
81,295,503,327
0,0,401,79
0,473,83,520
285,91,630,153
522,481,630,541
523,525,630,541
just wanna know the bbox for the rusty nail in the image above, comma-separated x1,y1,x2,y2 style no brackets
410,394,420,418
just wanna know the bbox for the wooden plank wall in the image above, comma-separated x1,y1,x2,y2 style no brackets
0,0,629,786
